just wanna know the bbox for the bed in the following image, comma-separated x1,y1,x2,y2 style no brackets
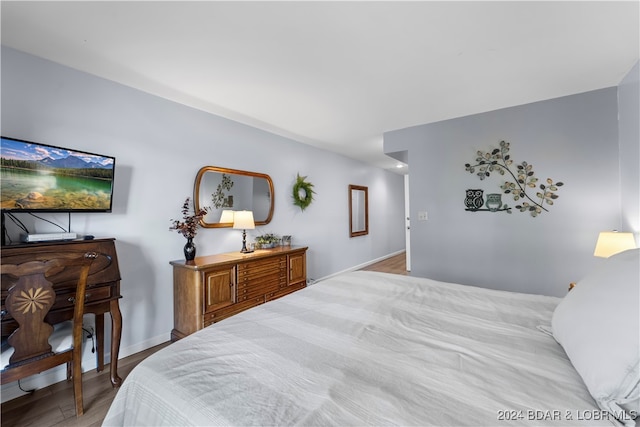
104,249,639,427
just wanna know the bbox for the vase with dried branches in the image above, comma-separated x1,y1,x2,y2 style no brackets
169,197,208,260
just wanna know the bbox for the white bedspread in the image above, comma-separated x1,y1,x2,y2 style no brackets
104,271,608,426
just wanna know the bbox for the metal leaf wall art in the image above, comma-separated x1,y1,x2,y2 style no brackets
464,140,564,217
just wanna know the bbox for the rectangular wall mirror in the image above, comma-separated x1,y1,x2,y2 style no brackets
349,184,369,237
194,166,274,228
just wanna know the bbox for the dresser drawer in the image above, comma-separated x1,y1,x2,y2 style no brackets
238,268,285,283
238,255,286,269
268,281,306,301
238,257,286,275
238,271,285,288
203,296,264,326
240,283,280,300
54,285,113,310
236,293,266,304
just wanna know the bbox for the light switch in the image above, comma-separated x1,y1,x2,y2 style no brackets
418,211,428,221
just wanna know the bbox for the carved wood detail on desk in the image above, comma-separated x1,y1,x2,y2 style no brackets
170,246,307,341
1,238,123,387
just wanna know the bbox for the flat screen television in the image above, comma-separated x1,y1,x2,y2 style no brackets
1,136,116,212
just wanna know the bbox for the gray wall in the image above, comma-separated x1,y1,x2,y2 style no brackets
618,61,640,243
385,88,630,297
1,47,405,399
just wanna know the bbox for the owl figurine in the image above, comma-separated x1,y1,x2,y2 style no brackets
465,189,484,210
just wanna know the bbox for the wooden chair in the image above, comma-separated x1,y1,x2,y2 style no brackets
1,251,98,416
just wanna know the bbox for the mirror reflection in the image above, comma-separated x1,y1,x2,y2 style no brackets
194,166,274,228
349,184,369,237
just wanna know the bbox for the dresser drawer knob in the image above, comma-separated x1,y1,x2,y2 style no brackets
68,293,91,303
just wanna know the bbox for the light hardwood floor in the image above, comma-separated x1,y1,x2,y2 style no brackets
360,251,408,275
0,252,406,426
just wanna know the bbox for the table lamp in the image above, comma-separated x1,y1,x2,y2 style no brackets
593,231,637,258
233,210,255,253
219,209,234,224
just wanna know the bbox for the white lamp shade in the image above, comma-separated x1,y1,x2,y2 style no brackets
593,231,637,258
219,210,235,223
233,210,255,230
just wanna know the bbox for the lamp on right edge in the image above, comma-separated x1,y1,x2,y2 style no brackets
593,231,637,258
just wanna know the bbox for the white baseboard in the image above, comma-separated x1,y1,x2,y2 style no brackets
311,250,406,284
116,332,170,360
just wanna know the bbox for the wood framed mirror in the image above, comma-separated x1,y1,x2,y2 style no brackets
194,166,274,228
349,184,369,237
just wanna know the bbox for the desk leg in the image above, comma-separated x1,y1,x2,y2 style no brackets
95,313,105,372
110,299,123,387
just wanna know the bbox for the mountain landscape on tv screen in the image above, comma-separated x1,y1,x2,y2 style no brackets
32,155,112,169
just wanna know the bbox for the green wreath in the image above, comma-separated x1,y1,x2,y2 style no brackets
292,173,316,211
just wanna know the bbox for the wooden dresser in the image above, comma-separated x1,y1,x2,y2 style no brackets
170,246,307,341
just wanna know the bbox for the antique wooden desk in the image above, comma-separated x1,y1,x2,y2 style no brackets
1,238,123,387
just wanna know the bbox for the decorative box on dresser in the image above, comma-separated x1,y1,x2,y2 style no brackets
170,246,307,341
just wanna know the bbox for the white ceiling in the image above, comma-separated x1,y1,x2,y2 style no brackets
1,1,638,173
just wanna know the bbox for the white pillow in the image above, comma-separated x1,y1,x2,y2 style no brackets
552,248,639,426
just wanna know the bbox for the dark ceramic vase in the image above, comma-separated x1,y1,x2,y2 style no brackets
184,237,196,261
